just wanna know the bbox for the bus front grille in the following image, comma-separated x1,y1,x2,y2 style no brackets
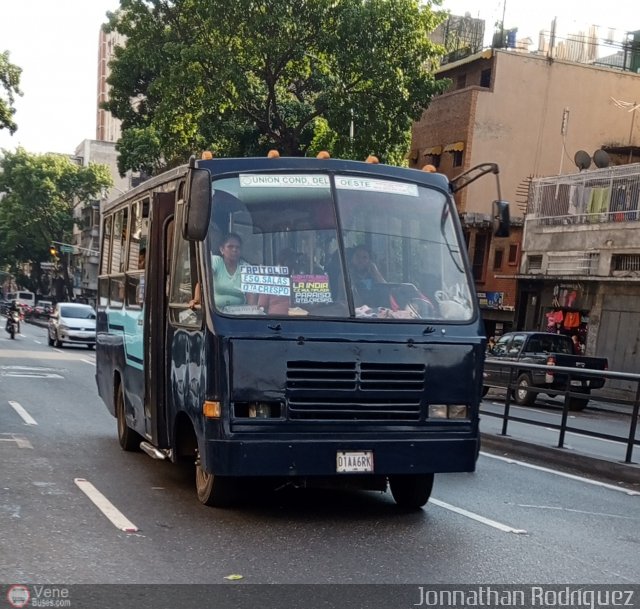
286,361,425,421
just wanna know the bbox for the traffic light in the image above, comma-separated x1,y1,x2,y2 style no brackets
49,245,59,258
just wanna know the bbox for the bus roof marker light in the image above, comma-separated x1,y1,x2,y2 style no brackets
203,401,221,418
365,155,379,164
267,150,280,158
422,164,437,173
201,151,213,160
316,151,331,159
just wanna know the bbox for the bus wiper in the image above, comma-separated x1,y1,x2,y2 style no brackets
268,323,281,331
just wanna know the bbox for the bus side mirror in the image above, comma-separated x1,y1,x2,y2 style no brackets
493,200,510,237
184,167,212,241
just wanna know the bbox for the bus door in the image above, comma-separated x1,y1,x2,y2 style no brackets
144,191,176,447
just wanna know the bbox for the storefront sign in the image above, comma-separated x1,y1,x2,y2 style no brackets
477,291,504,309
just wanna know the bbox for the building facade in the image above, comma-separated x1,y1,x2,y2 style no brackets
71,139,131,305
96,28,125,143
519,163,640,398
411,40,640,338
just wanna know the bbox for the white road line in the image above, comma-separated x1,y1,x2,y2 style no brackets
0,434,33,449
74,478,139,532
8,401,38,426
481,451,640,496
33,340,42,344
431,498,528,534
81,359,96,366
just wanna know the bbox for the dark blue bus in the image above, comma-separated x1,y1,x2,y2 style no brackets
96,154,508,508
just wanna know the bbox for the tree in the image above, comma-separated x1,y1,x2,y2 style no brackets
0,148,113,298
104,0,448,173
0,50,23,134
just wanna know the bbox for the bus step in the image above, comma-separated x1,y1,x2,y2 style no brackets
140,441,168,460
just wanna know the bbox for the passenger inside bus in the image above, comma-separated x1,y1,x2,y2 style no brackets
348,245,386,290
210,232,257,310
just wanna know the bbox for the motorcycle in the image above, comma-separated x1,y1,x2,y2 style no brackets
6,310,20,339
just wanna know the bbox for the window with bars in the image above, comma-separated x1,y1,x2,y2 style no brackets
527,255,543,272
611,254,640,272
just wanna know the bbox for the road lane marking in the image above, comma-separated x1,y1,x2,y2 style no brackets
513,504,640,520
0,434,33,449
3,372,63,378
481,451,640,496
74,478,139,532
33,340,42,344
430,498,528,534
81,359,96,366
8,401,38,426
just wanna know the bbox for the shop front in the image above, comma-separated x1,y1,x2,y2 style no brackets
477,290,515,339
517,279,596,355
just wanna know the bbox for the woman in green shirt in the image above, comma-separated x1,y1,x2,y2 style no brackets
212,233,248,308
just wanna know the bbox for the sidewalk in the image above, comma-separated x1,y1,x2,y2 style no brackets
480,400,640,487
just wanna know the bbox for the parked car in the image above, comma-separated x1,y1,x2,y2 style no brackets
483,331,608,411
48,302,97,349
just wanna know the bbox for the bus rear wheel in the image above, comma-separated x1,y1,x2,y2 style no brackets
388,473,434,509
116,385,141,452
195,461,241,507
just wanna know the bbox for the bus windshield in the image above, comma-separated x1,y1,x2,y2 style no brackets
206,172,474,321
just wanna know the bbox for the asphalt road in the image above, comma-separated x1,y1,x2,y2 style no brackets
1,322,640,585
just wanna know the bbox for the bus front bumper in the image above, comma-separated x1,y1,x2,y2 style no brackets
203,437,478,477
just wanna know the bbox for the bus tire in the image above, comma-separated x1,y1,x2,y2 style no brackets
195,464,239,508
389,474,434,509
116,384,141,452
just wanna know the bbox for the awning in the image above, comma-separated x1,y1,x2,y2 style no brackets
444,141,465,152
423,145,443,156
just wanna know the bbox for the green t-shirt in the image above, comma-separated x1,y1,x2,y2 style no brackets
212,255,246,308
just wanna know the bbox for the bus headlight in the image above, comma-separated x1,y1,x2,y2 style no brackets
428,405,469,419
249,403,271,418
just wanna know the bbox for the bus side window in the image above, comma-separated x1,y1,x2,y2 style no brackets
169,224,200,327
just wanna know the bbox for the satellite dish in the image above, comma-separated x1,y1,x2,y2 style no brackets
593,149,611,168
574,150,592,170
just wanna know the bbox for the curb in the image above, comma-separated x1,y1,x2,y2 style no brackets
481,432,640,486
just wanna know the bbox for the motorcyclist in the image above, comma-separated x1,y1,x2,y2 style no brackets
6,300,20,333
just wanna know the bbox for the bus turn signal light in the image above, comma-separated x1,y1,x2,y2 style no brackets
203,401,221,418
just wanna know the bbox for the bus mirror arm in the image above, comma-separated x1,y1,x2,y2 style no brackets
450,163,510,238
184,167,212,241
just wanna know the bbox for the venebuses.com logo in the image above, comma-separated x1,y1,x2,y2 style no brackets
6,585,30,608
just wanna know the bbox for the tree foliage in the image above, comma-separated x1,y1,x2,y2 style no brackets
0,50,23,134
0,148,113,296
104,0,448,173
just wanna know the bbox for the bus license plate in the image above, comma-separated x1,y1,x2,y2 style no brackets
336,451,374,473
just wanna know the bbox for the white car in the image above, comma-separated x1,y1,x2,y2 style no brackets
48,303,96,349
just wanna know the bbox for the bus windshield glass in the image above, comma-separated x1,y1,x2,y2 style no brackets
207,173,474,321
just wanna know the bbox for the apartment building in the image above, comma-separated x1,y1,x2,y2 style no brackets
411,28,640,338
71,139,130,304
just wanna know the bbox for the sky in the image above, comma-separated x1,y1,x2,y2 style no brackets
0,0,118,155
0,0,639,156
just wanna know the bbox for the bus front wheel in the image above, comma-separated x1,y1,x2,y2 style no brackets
388,474,434,509
195,461,240,508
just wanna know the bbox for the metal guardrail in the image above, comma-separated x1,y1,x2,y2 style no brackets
481,361,640,464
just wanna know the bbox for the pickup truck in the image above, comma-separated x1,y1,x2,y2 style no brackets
483,331,608,411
